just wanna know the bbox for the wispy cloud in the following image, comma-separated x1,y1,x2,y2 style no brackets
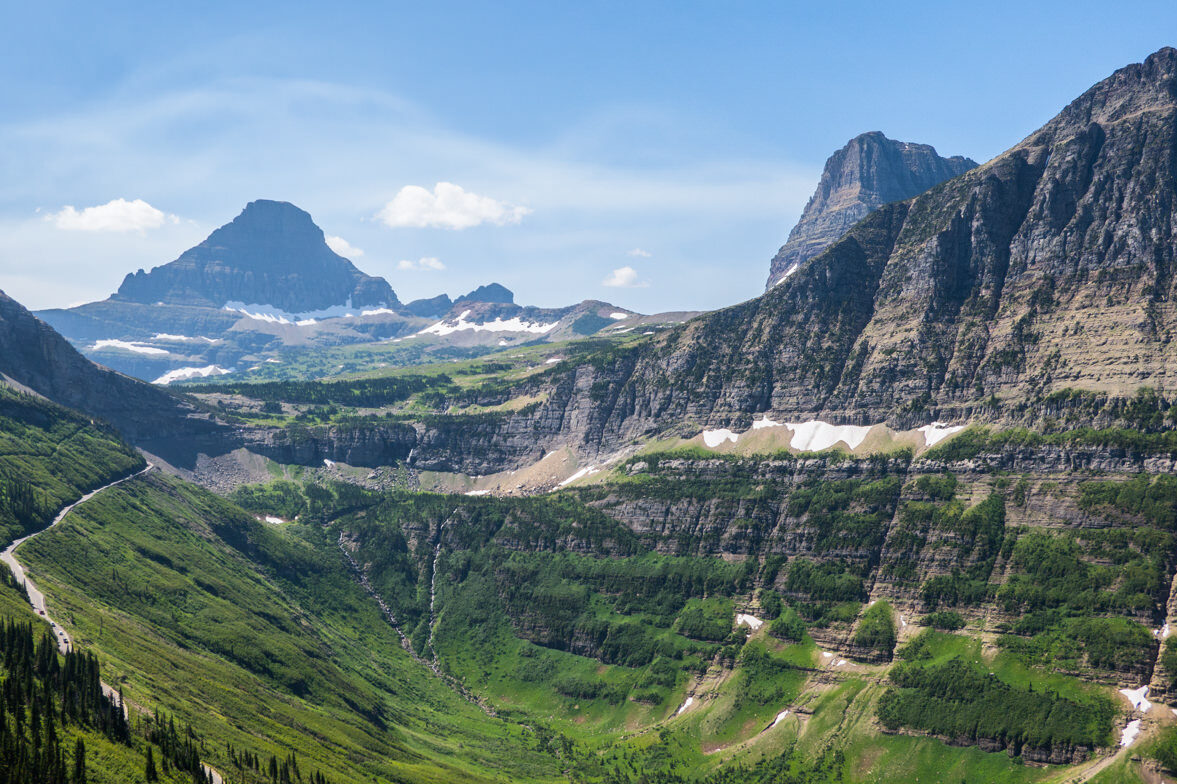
603,265,648,288
396,256,445,271
627,248,651,257
376,182,531,230
325,234,363,257
50,198,175,232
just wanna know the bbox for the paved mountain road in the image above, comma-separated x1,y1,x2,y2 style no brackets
0,462,225,784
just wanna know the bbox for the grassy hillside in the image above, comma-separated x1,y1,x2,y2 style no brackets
0,385,144,543
18,472,563,783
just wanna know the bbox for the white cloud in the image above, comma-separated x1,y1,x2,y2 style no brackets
603,265,649,288
376,182,532,230
50,198,173,232
325,234,364,257
627,248,652,257
396,256,446,271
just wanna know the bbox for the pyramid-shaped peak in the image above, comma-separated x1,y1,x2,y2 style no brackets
113,200,398,312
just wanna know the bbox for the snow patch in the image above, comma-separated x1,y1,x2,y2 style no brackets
558,466,599,487
92,339,170,356
752,416,784,430
918,422,966,447
417,310,559,337
1121,719,1143,747
153,365,231,385
770,709,789,729
223,299,375,325
151,333,220,343
702,429,739,448
787,421,871,452
360,308,399,317
609,312,629,320
772,264,800,287
465,490,491,497
834,659,847,667
263,516,287,525
545,357,563,364
736,613,764,631
1120,685,1152,712
323,459,336,468
675,696,695,716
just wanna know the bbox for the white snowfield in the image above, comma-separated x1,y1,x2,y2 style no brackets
465,490,491,496
700,417,967,453
609,312,629,320
702,428,739,447
770,709,789,729
918,422,966,447
1121,719,1143,747
558,466,599,487
1120,685,1152,712
223,298,387,325
153,365,232,385
92,339,171,356
772,263,801,287
152,333,220,343
788,421,872,452
736,613,764,631
675,696,695,716
417,310,559,337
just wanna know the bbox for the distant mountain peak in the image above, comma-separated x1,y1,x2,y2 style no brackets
457,283,514,305
113,200,398,313
765,132,977,289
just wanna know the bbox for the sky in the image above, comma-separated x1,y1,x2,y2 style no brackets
1,2,1174,314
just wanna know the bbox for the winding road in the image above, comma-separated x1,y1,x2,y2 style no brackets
0,462,226,784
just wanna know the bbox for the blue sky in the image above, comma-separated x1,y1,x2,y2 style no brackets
1,1,1174,313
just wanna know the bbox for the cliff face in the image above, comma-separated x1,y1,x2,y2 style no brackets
765,132,976,289
113,200,398,312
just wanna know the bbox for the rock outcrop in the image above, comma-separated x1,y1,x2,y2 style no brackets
765,132,976,289
113,199,398,313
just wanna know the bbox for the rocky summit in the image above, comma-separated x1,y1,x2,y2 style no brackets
113,199,398,313
765,131,976,289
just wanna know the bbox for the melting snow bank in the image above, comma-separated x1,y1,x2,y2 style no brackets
675,696,695,716
772,264,800,287
465,490,491,496
223,298,386,325
154,365,231,385
788,421,871,451
770,709,789,729
417,309,559,337
92,339,170,356
609,312,629,320
152,333,220,343
559,466,599,487
1120,685,1152,712
1121,719,1143,747
702,429,739,447
736,613,764,631
697,417,969,453
263,516,288,525
918,422,966,447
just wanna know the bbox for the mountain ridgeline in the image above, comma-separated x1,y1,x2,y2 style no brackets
765,131,977,289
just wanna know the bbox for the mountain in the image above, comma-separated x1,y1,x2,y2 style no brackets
114,199,399,312
35,202,657,383
764,131,976,289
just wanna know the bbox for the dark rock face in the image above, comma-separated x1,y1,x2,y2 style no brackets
457,283,514,305
113,200,398,312
404,294,453,318
373,48,1177,474
765,132,976,289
